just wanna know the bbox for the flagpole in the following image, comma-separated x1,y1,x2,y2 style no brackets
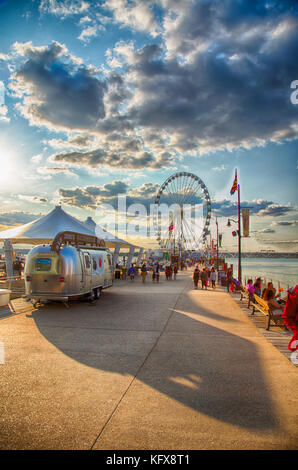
216,216,219,267
237,183,242,284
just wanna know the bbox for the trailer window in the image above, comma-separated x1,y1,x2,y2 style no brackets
93,258,97,270
107,255,112,267
35,258,51,272
85,254,91,269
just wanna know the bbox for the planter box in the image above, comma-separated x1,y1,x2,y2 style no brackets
0,289,11,307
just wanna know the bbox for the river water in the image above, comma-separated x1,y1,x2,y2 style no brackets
225,257,298,290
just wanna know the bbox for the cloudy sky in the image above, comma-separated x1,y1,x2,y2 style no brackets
0,0,297,251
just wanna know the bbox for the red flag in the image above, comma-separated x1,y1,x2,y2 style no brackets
230,170,238,195
169,224,174,231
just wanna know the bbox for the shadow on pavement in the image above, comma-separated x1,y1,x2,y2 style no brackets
30,280,279,432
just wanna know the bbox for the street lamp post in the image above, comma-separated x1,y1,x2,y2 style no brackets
237,184,242,285
227,185,242,285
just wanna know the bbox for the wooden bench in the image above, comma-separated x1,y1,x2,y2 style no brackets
252,294,284,331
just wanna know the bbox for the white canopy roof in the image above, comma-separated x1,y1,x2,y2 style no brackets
83,216,137,248
0,206,134,249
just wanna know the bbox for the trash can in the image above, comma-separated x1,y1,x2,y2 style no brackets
114,269,121,280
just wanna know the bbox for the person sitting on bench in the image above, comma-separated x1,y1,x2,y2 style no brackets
262,282,278,299
253,278,262,297
266,289,283,324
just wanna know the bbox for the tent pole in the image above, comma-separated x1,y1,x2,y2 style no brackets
136,247,144,266
126,246,135,270
4,239,14,283
113,243,121,269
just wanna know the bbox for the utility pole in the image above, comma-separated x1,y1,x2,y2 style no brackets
216,217,219,268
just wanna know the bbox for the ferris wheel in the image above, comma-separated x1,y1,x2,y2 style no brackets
153,172,211,253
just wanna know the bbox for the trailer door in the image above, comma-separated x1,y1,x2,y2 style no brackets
82,251,92,292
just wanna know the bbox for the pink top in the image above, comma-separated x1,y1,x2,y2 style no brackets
246,284,255,294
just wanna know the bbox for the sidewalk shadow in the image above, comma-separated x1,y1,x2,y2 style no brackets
30,285,279,432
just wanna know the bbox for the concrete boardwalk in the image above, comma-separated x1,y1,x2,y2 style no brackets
0,270,297,450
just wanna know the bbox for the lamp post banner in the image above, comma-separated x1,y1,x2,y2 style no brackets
242,209,250,237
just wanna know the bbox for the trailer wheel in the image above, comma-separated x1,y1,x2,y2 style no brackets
96,288,102,299
90,289,97,301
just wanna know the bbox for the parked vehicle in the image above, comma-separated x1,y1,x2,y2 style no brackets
24,231,113,305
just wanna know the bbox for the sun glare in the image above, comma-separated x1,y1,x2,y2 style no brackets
0,144,17,187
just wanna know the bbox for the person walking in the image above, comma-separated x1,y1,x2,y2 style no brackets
165,265,172,280
155,262,160,283
201,268,208,290
193,266,200,289
226,267,233,293
210,267,216,289
128,264,135,281
141,263,147,283
114,263,121,280
152,264,156,282
173,265,178,280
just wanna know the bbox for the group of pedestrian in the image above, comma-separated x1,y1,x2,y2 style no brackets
128,263,149,283
253,280,284,321
193,266,217,290
165,264,178,280
127,262,179,283
152,262,161,282
180,260,191,271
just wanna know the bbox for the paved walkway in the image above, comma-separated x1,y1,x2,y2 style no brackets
0,271,297,449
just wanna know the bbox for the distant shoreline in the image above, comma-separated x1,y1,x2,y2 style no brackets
218,252,298,259
0,248,297,259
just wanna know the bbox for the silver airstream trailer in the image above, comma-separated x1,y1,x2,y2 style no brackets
24,231,113,305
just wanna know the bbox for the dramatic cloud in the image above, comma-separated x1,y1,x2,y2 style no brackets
51,147,174,170
78,24,104,43
257,204,294,217
104,1,298,153
212,199,280,218
128,182,159,199
0,104,10,122
18,195,48,204
5,1,298,175
271,220,297,226
57,184,288,220
47,135,94,149
212,165,227,172
125,32,298,153
79,15,92,24
58,180,129,208
37,166,78,179
160,0,297,60
31,153,43,164
39,0,90,17
103,0,160,36
0,211,38,226
256,228,276,234
58,180,162,210
9,41,106,132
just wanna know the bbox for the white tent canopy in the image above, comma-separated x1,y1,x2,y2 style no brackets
82,216,136,249
0,206,134,249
